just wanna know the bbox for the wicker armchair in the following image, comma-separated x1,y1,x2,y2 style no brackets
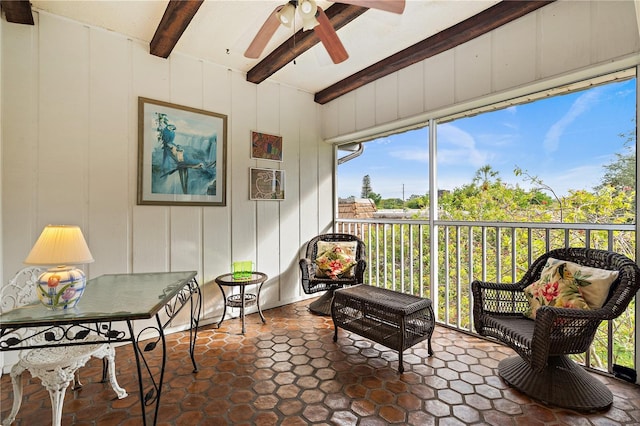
472,248,640,412
299,233,366,315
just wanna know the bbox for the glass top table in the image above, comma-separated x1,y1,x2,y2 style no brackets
214,272,267,334
0,271,197,326
0,271,202,426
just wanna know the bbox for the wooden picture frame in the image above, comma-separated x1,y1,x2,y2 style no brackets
138,97,227,206
249,168,285,200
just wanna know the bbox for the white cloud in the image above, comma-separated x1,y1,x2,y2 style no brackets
477,131,517,147
389,149,429,162
545,164,604,194
437,124,489,167
543,89,601,153
374,137,392,145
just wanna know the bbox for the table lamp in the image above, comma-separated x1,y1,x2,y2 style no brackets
23,225,95,310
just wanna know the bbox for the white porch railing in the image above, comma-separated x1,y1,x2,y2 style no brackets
336,218,637,376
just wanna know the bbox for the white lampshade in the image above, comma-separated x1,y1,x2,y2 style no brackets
299,0,317,17
24,225,94,310
24,225,94,266
298,0,318,31
277,2,296,27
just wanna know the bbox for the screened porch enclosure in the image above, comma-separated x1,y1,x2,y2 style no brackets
335,69,639,381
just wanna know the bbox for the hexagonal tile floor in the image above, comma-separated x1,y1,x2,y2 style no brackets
2,298,639,425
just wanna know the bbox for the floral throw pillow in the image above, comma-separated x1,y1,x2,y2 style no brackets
523,257,619,319
315,241,358,279
548,258,619,309
523,260,590,319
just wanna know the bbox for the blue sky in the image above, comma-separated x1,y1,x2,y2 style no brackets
338,78,636,200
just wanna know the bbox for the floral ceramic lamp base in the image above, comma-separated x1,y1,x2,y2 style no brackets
36,266,86,310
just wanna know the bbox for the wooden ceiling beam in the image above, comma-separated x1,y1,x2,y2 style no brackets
150,0,204,59
247,3,368,84
1,0,34,25
314,0,555,104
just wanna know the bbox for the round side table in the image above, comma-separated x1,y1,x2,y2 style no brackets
214,272,267,334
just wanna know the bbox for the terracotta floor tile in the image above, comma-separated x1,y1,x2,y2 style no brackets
253,394,278,411
276,399,303,416
379,405,407,423
397,392,422,411
1,298,639,425
299,389,324,404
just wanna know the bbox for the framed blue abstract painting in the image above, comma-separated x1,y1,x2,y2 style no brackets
138,97,227,206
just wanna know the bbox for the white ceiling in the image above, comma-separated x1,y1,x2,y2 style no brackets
30,0,499,94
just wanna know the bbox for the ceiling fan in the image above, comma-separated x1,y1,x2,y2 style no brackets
244,0,406,64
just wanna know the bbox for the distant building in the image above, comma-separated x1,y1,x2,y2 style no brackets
338,198,377,219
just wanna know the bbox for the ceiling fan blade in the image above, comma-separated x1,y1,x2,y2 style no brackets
338,0,405,14
314,7,349,64
244,6,283,59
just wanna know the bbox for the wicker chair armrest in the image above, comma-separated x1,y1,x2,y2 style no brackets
299,258,316,280
472,280,529,315
536,305,607,321
354,259,367,282
472,279,530,335
530,305,605,371
472,280,522,292
533,305,608,334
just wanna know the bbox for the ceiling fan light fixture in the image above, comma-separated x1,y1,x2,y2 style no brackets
298,0,318,30
299,0,317,16
276,3,296,27
301,15,319,31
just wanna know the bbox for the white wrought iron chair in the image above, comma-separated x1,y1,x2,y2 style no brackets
1,267,127,426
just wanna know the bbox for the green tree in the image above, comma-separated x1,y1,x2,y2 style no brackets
439,167,544,221
514,166,564,222
361,175,373,198
358,174,382,206
473,164,500,190
595,127,636,193
368,192,382,206
379,198,404,209
405,194,428,209
562,186,635,226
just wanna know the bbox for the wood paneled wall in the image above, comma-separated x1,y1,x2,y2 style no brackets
1,11,333,335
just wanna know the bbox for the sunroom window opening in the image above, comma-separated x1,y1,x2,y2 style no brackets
337,126,430,220
334,68,637,375
437,74,636,227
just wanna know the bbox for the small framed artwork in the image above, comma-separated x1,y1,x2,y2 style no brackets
251,131,283,161
138,97,227,206
249,168,285,200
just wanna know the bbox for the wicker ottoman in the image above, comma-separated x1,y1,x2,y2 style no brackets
331,284,435,373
